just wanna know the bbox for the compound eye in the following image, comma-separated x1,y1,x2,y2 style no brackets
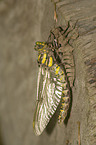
39,45,44,49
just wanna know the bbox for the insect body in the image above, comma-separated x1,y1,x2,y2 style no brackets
33,40,71,136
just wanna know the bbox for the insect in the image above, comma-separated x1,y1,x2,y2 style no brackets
33,24,76,136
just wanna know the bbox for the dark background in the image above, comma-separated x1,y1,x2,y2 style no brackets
0,0,96,145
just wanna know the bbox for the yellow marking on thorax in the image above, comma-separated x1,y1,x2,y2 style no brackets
55,66,60,75
48,57,53,67
41,44,47,50
46,60,48,66
42,53,47,64
38,54,41,61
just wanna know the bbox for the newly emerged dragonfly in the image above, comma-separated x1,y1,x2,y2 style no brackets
33,25,75,136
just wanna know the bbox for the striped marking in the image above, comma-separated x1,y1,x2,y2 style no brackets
48,57,53,67
42,53,47,64
46,60,48,66
38,54,41,61
55,66,60,75
56,86,62,91
55,90,62,97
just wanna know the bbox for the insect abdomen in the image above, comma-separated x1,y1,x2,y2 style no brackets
58,89,70,123
52,64,70,123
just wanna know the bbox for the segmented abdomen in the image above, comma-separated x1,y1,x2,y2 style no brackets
52,64,70,123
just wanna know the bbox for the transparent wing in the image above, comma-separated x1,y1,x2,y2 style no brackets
33,66,62,136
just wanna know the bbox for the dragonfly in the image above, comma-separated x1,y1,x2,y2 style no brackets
33,25,75,136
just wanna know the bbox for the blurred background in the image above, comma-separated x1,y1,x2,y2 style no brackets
0,1,60,145
0,0,96,145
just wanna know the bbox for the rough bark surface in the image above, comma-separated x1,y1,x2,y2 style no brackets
0,0,96,145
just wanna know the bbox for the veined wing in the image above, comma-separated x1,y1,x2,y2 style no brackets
33,66,63,136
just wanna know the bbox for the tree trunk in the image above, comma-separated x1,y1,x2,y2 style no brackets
0,0,96,145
